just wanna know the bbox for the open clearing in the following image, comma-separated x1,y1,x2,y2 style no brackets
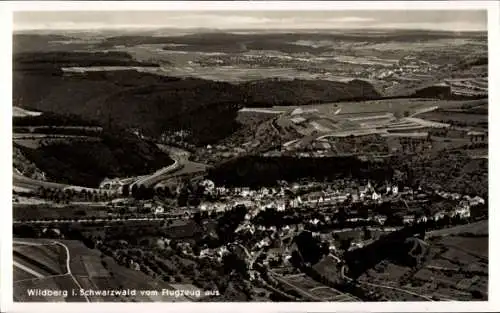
13,106,42,117
13,202,112,221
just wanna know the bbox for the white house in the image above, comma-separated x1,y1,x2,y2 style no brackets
417,216,428,223
310,218,321,225
471,196,485,205
372,192,381,201
277,188,285,197
154,206,164,214
290,198,300,208
386,185,392,194
360,192,366,200
241,188,251,197
215,187,227,195
276,202,286,212
364,181,373,193
392,186,399,195
200,179,215,193
403,215,414,224
454,207,470,219
434,211,447,220
200,248,212,258
375,215,387,225
216,246,229,258
236,223,255,234
99,177,123,190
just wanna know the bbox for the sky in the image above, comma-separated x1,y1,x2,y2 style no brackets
13,10,487,32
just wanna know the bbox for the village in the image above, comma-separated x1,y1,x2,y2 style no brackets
92,176,486,274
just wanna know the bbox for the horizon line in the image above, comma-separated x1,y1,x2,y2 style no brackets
13,27,487,33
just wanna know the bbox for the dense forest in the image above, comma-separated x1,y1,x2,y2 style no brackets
17,130,174,187
208,155,394,187
13,111,101,127
13,51,159,70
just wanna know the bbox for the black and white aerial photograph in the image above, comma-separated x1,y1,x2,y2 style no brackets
8,2,493,307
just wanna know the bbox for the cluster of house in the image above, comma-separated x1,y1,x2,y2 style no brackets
431,193,485,221
436,191,485,204
193,181,412,220
198,246,231,262
298,182,400,207
200,143,254,160
371,55,438,80
202,184,287,199
197,182,289,213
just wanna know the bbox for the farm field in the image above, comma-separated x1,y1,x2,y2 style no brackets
13,203,111,221
271,98,480,117
429,137,471,152
356,221,488,301
417,111,488,130
427,220,488,237
12,239,192,302
239,97,487,156
62,240,192,301
12,239,87,302
14,276,84,302
13,173,69,190
13,243,66,275
277,272,356,301
13,265,39,281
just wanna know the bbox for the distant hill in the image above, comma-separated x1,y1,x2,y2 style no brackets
13,51,382,145
13,34,75,53
95,31,487,54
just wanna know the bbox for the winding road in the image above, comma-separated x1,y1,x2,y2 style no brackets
129,155,181,189
52,241,90,302
128,143,207,190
